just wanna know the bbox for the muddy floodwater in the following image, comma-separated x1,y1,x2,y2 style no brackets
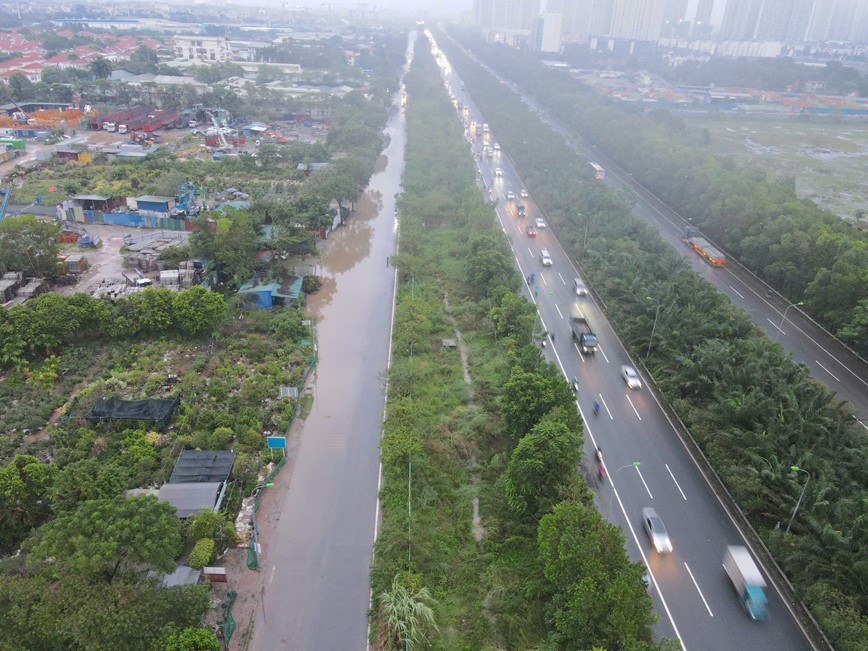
247,37,412,651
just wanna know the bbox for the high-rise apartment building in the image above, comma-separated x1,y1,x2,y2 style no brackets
538,0,614,41
610,0,665,40
472,0,541,31
720,0,764,40
533,13,563,51
807,0,865,42
753,0,815,41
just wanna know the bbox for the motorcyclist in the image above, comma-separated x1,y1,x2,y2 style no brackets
593,400,600,415
596,447,603,464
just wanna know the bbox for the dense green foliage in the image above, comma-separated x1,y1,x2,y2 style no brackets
441,30,868,649
0,286,227,367
453,32,868,354
371,34,669,650
0,214,60,277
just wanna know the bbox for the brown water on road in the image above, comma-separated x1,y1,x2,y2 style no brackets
247,38,411,651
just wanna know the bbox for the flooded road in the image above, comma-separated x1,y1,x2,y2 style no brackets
248,38,412,651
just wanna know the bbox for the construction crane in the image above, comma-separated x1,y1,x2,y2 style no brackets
206,110,231,152
9,100,34,125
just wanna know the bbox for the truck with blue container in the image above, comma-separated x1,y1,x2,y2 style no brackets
724,546,768,621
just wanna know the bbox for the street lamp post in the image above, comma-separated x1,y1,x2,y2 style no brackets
776,301,805,340
646,296,660,358
786,466,810,533
607,462,641,514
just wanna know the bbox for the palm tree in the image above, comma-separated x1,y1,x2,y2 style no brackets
90,57,112,80
376,574,438,650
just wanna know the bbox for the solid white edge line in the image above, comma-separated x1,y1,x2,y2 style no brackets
635,467,654,499
815,360,841,382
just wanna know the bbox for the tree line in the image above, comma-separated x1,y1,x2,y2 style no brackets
442,28,868,649
0,287,227,369
370,34,673,651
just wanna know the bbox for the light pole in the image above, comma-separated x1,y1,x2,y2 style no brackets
607,462,641,514
776,301,804,340
646,296,660,358
580,213,588,262
786,465,810,533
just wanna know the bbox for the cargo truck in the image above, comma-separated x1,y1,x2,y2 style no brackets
569,304,598,354
723,546,768,621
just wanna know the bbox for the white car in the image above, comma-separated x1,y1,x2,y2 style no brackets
506,190,515,200
495,168,503,176
520,188,528,198
642,507,673,554
535,218,546,229
493,142,501,150
621,365,642,390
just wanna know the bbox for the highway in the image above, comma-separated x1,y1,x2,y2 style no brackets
504,71,868,434
434,39,816,651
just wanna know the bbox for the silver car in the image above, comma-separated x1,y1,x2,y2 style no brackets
621,365,642,390
642,507,673,554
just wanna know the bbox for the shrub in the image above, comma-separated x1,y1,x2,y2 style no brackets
188,538,215,569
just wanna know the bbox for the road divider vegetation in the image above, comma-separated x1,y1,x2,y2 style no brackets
370,32,671,651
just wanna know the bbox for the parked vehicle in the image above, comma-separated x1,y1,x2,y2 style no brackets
723,546,768,621
570,304,598,354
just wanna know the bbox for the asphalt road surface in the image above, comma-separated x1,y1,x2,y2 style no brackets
248,36,413,651
438,41,816,651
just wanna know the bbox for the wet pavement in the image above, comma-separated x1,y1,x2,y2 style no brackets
243,37,413,651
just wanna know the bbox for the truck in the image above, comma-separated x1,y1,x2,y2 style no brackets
476,124,483,136
683,226,726,266
723,546,768,621
569,304,598,354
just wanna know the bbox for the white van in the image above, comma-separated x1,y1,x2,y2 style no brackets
573,277,588,296
540,249,553,266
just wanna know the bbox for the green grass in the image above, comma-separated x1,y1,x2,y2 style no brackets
688,114,868,220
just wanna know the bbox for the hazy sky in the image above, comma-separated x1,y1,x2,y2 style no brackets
237,0,473,17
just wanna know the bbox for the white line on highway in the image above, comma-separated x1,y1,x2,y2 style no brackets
527,246,533,256
542,273,548,286
599,393,613,419
607,475,688,650
635,466,653,498
684,563,714,617
555,303,563,319
598,345,610,364
574,341,586,362
666,464,688,500
557,271,566,284
626,393,642,420
815,360,841,382
728,285,744,299
854,417,868,431
767,317,785,334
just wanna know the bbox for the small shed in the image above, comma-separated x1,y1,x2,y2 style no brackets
158,482,223,518
169,449,236,484
73,193,126,212
238,276,303,309
134,194,176,213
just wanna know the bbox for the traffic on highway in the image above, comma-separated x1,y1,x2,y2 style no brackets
437,46,816,651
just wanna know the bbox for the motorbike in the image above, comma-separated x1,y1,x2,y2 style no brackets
571,377,579,392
